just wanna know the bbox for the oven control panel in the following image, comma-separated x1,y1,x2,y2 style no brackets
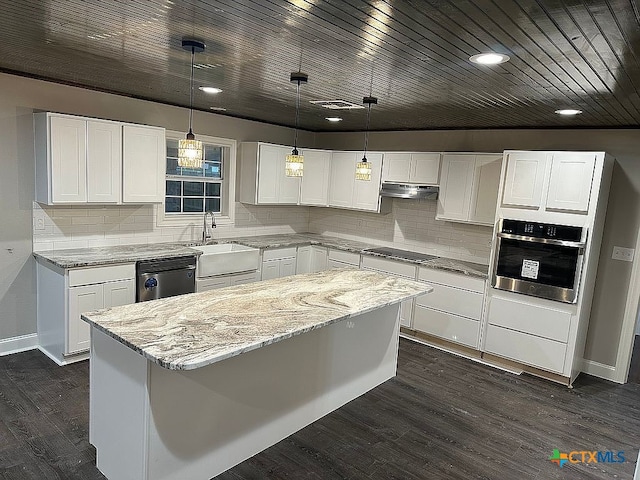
501,219,582,241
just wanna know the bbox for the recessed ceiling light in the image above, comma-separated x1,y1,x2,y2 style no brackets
469,52,510,65
210,107,227,111
326,117,342,122
555,109,582,116
199,86,222,94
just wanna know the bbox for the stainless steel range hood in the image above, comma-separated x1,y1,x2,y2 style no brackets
380,183,439,199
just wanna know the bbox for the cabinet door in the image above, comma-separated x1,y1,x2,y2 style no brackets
437,154,474,221
546,152,596,213
296,246,311,274
410,153,440,184
469,154,502,225
382,153,411,183
502,152,548,208
103,279,135,308
310,247,328,272
87,120,121,203
280,258,296,278
197,277,230,292
300,149,330,206
328,152,356,208
122,125,165,203
68,284,103,354
50,115,87,203
256,144,281,204
353,152,383,211
400,299,413,327
261,261,280,280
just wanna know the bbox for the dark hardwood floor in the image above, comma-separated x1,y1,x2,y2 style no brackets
1,339,639,479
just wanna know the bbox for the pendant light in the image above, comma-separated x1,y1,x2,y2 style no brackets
285,71,308,177
178,38,205,169
356,95,377,181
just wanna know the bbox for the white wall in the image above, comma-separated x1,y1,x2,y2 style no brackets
309,199,491,264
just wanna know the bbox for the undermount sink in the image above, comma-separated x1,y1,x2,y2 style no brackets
192,243,260,278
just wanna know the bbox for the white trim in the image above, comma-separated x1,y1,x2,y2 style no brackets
156,131,237,229
582,359,619,382
0,333,39,356
634,450,639,480
614,225,640,384
37,345,89,366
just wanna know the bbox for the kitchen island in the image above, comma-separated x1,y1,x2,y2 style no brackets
82,268,431,480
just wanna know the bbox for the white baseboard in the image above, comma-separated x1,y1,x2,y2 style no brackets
582,359,620,383
0,333,39,356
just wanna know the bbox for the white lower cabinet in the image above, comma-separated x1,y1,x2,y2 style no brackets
37,261,135,364
361,256,417,328
261,247,297,280
413,266,485,349
296,246,328,274
484,293,573,374
196,271,259,292
326,248,360,269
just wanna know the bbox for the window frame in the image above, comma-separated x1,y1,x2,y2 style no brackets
156,131,236,227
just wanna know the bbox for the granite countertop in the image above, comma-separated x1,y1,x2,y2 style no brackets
82,268,432,371
33,243,198,269
33,233,488,279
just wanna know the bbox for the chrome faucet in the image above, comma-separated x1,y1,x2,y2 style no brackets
202,211,217,243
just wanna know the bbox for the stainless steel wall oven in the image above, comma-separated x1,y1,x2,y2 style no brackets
492,219,586,303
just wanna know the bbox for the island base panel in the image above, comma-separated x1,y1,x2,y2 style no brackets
90,304,400,480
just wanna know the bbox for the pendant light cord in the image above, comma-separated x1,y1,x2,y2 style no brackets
189,47,195,135
363,102,372,162
293,80,300,153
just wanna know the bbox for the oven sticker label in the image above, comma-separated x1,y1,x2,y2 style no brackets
521,259,540,279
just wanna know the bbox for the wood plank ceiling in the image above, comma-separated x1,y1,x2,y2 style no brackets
0,0,639,132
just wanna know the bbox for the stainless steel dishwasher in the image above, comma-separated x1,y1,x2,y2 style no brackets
136,256,196,302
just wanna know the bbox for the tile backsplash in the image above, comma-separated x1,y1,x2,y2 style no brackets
33,198,493,264
32,202,310,252
308,198,493,264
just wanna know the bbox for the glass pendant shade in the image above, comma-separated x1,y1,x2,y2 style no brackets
356,159,372,181
286,150,304,177
178,134,203,169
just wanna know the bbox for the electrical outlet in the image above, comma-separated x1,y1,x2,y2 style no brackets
612,246,635,262
356,219,364,229
34,212,46,231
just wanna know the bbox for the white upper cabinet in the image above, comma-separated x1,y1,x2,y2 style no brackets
437,153,501,226
35,112,165,205
501,151,549,208
329,151,384,212
546,152,596,213
122,124,165,204
382,152,440,184
87,120,121,203
300,149,331,206
239,142,301,205
500,150,597,215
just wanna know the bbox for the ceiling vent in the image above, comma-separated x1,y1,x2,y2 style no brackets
309,100,365,110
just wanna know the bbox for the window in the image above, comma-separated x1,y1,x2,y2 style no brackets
160,132,236,226
165,140,223,214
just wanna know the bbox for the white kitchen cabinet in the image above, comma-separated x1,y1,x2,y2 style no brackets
196,271,259,292
37,261,136,364
300,149,331,206
382,152,440,184
239,143,301,205
546,152,597,213
328,151,384,212
413,267,485,349
501,151,549,208
261,247,297,280
326,248,360,269
296,246,312,274
35,112,164,205
122,124,165,204
437,153,502,226
361,256,417,328
311,246,328,272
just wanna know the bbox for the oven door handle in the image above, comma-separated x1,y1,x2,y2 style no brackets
497,232,586,248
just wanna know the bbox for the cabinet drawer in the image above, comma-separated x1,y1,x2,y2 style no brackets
415,283,483,320
361,256,416,278
487,296,571,343
484,324,567,374
262,247,297,261
69,263,135,287
418,267,485,293
413,305,480,349
327,249,360,266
